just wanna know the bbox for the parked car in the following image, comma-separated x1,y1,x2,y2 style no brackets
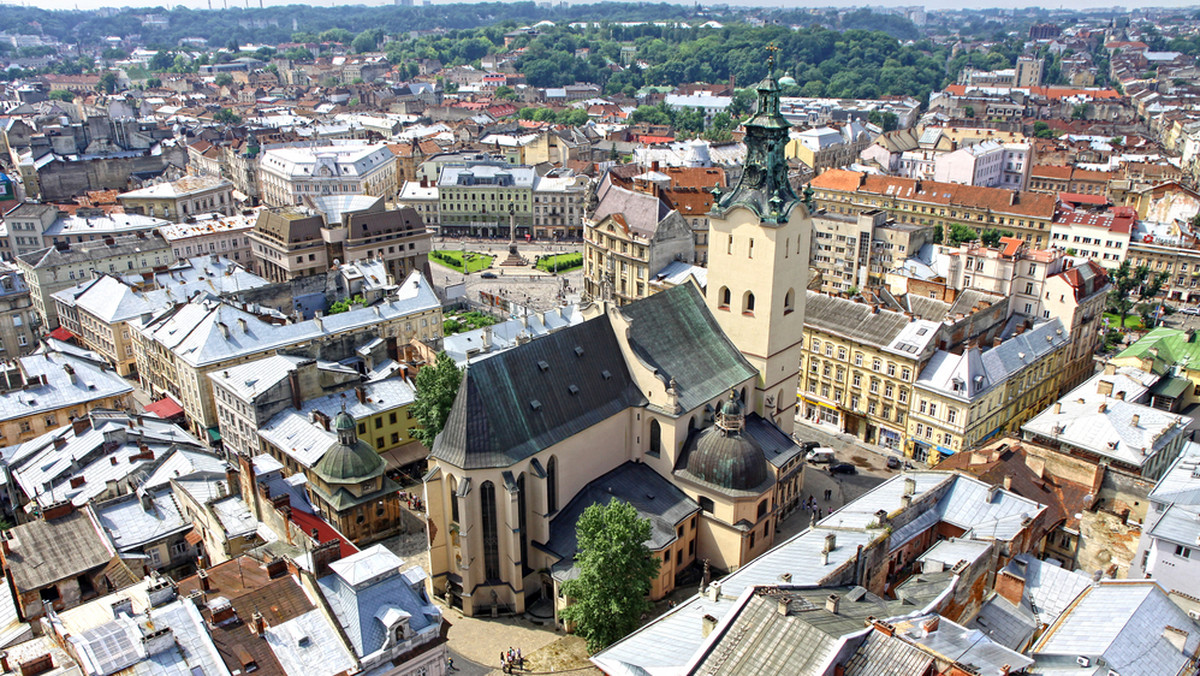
1182,306,1200,316
829,462,857,475
886,456,902,470
480,271,497,279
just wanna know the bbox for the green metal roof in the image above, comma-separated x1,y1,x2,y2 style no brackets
1151,375,1192,399
1115,327,1200,375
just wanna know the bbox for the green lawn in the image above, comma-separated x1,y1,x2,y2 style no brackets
430,250,494,273
535,252,583,273
444,311,500,336
1102,313,1145,330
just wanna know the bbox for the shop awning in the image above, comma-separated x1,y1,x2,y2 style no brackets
184,530,204,546
206,427,222,443
380,441,429,470
799,395,839,411
144,397,184,420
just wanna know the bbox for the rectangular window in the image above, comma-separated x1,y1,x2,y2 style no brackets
948,409,957,424
1177,545,1192,559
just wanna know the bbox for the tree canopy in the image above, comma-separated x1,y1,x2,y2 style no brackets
560,498,659,653
411,351,463,448
1108,260,1168,327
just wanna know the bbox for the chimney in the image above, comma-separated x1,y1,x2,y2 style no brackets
776,596,791,616
903,477,916,496
1098,403,1107,413
198,569,211,592
995,567,1026,606
1164,626,1189,654
311,539,342,577
825,594,840,614
921,616,940,635
111,597,134,618
356,386,366,405
266,558,287,579
901,494,912,508
701,614,718,637
139,490,154,512
1003,475,1012,490
1104,363,1116,375
42,501,74,521
208,597,236,624
1054,402,1061,414
988,483,1002,502
141,628,176,656
0,652,9,673
217,322,230,339
314,314,323,331
72,417,92,435
1025,453,1046,479
1116,391,1126,401
146,578,177,607
1131,414,1140,427
823,533,837,553
237,318,247,333
288,369,302,410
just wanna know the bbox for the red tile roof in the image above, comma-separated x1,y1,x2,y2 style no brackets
144,397,185,420
289,508,358,559
812,169,1057,219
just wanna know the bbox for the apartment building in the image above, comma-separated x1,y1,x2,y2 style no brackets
0,343,133,447
531,171,589,240
117,175,237,222
1028,166,1113,196
787,124,873,174
932,140,1033,191
810,210,936,294
251,195,430,285
1043,260,1111,393
158,209,258,266
436,161,537,238
799,292,942,450
258,142,398,207
909,320,1070,463
16,232,172,330
0,264,36,357
1048,205,1134,269
3,204,168,261
809,169,1057,248
132,271,441,439
582,178,692,305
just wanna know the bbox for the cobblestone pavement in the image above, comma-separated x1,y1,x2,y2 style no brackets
430,240,585,313
437,600,563,675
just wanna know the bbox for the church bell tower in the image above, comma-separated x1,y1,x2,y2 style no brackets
705,51,812,437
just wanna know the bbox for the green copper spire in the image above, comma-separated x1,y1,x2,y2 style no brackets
711,46,801,225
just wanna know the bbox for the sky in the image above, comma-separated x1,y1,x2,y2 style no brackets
0,0,1178,16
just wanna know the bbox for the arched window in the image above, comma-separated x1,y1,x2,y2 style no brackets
699,496,715,513
517,473,529,576
479,481,500,580
784,288,795,315
546,457,558,514
448,476,460,523
649,419,662,457
743,291,755,315
718,286,731,310
757,500,768,519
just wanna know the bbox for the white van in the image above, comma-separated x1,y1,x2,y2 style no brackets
807,448,836,464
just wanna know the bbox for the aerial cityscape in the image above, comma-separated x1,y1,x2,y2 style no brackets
0,2,1199,675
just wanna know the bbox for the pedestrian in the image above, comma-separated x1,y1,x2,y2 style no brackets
828,507,833,516
824,489,832,502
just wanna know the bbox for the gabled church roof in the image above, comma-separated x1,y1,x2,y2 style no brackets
431,284,757,470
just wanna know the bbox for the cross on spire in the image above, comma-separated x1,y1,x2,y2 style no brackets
765,43,779,72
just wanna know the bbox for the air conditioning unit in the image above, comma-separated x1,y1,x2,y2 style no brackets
1077,656,1091,668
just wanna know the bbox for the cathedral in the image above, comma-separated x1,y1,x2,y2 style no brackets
422,68,814,618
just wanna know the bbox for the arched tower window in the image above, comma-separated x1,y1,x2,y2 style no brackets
743,291,755,315
649,419,662,457
546,457,558,514
448,476,460,523
517,473,529,576
479,481,500,581
757,500,768,519
718,286,731,310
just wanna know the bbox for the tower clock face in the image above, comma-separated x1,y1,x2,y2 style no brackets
745,162,764,188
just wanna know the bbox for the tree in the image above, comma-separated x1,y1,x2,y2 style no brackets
980,228,1013,248
560,499,659,652
213,108,241,124
99,71,118,94
1108,260,1168,327
946,223,979,245
963,105,975,118
351,29,380,54
47,90,75,102
214,73,233,87
146,77,162,89
411,351,463,448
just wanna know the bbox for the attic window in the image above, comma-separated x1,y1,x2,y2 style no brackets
568,385,579,395
530,400,542,411
537,360,550,372
574,346,584,356
601,370,611,380
298,636,312,648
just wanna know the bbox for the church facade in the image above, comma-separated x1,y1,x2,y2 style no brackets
422,70,815,619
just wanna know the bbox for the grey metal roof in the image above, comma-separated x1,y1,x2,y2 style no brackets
93,486,189,552
0,348,133,423
264,609,357,676
893,614,1033,676
317,545,440,658
916,319,1069,403
842,630,934,676
1032,581,1200,676
590,180,674,238
691,592,842,676
967,594,1037,651
804,292,940,358
5,509,116,592
1149,440,1200,506
543,462,699,581
1022,394,1189,468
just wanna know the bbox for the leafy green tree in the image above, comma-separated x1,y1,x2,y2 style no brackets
47,90,74,102
146,77,162,89
149,50,174,72
352,29,381,54
946,223,979,245
213,108,241,124
319,28,353,44
214,73,233,87
494,85,516,100
283,47,314,61
101,47,127,61
963,105,975,118
411,352,463,448
1108,260,1168,327
560,499,659,653
99,71,118,94
980,228,1013,248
